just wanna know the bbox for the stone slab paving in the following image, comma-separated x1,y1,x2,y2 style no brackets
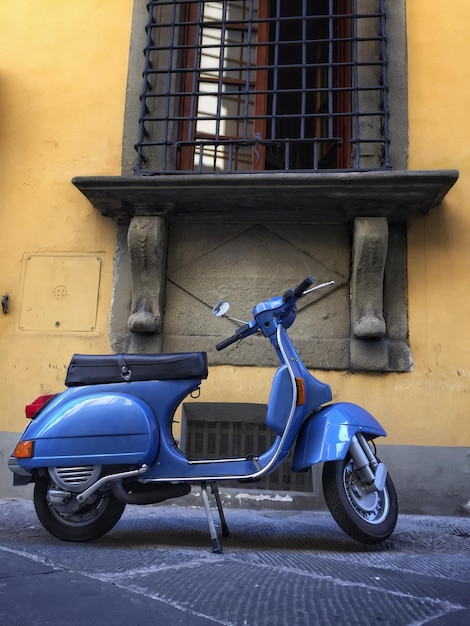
1,498,469,625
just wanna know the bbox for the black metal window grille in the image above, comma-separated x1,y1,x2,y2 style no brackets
136,0,390,174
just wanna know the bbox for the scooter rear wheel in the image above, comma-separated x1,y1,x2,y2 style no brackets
322,455,398,544
33,477,126,542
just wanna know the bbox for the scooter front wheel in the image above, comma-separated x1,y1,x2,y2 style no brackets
33,478,126,542
322,455,398,544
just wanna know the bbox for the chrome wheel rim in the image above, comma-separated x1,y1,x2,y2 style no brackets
47,484,109,528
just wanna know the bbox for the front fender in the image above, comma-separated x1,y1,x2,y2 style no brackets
292,402,386,471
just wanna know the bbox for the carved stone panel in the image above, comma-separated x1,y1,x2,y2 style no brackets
162,223,351,369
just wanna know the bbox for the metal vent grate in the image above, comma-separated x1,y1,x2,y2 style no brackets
181,403,312,492
136,0,390,174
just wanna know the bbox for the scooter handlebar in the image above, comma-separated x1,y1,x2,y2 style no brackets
215,333,240,351
293,276,315,298
216,277,327,350
215,322,256,351
282,276,315,301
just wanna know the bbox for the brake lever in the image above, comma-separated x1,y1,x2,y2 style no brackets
302,280,335,296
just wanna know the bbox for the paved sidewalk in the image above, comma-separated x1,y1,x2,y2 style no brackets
1,498,469,625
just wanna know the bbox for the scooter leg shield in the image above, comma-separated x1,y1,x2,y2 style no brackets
292,402,386,471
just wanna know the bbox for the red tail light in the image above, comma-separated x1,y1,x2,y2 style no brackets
25,394,56,419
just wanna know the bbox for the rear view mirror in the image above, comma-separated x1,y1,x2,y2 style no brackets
212,301,230,317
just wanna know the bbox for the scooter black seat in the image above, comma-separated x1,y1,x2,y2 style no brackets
65,352,208,386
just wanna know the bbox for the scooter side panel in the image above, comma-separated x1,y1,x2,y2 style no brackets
292,402,387,471
17,391,159,469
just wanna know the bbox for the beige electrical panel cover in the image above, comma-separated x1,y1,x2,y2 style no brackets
20,255,102,333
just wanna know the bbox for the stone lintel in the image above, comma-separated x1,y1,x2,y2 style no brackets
72,170,458,225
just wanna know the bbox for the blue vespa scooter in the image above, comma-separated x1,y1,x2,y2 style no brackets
9,277,398,552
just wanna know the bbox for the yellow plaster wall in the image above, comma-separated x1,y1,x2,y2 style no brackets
404,0,470,445
0,1,133,430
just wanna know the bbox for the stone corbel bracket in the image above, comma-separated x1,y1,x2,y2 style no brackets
127,215,167,336
351,217,389,370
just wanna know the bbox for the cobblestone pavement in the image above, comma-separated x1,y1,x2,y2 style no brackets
1,498,469,625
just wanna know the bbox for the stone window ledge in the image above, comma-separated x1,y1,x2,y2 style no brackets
72,170,458,225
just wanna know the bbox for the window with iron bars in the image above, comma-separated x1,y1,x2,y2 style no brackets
135,0,390,174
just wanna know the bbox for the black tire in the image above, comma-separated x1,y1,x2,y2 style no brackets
322,455,398,544
33,477,126,542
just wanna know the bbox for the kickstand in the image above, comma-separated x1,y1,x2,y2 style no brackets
200,481,229,553
211,482,230,538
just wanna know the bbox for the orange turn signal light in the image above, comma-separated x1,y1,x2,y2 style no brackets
13,440,34,459
295,378,306,405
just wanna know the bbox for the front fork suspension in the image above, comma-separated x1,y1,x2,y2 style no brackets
348,433,387,493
